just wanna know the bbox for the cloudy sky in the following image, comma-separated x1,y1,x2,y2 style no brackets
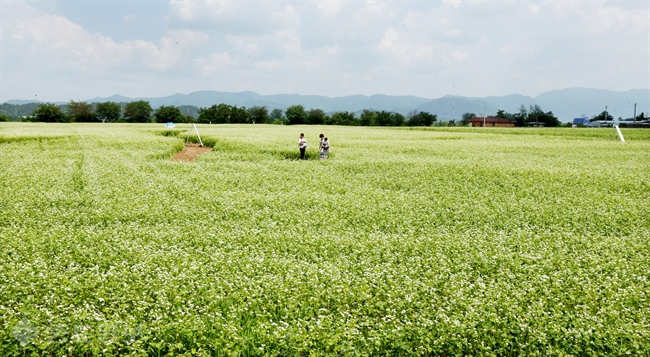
1,0,648,102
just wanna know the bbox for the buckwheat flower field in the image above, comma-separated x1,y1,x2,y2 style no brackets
1,123,649,356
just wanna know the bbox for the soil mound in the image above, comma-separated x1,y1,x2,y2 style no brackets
171,144,212,162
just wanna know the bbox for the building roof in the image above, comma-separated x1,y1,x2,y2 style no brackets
468,117,515,124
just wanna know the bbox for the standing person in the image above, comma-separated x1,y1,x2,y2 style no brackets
318,133,325,159
298,133,307,160
320,137,330,160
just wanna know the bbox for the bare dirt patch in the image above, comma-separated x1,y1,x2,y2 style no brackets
171,144,212,162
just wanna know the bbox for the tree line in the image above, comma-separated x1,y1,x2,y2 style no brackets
589,110,645,122
13,100,438,127
4,99,643,126
196,104,437,126
17,101,188,124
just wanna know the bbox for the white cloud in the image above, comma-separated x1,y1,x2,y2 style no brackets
380,27,413,61
167,1,295,37
303,57,322,71
318,2,344,17
170,0,237,21
166,29,209,47
194,53,232,75
447,49,470,63
257,60,283,70
271,5,301,26
278,30,303,56
443,0,462,9
1,0,647,101
225,35,260,56
6,11,208,71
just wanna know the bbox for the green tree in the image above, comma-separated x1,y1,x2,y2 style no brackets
495,109,510,120
330,111,357,126
527,105,544,123
154,105,185,123
270,108,283,122
215,104,233,123
307,108,327,125
541,111,560,127
198,104,225,124
359,109,375,126
198,104,250,124
392,112,405,126
285,105,307,125
496,109,523,126
124,100,153,123
591,110,614,122
67,100,96,122
528,105,560,127
372,111,390,126
95,102,122,123
0,114,8,122
32,103,67,123
229,106,251,123
248,106,270,124
512,106,528,127
196,106,213,124
372,111,404,126
408,111,437,126
460,112,476,126
636,112,645,121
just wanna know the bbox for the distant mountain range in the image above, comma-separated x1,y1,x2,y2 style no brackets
5,88,649,122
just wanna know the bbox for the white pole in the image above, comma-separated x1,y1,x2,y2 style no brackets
483,108,486,127
615,125,625,142
193,123,204,147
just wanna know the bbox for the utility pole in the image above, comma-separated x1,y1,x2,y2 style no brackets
633,103,636,122
483,108,486,127
605,106,608,122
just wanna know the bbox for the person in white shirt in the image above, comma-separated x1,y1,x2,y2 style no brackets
298,133,307,160
320,136,330,160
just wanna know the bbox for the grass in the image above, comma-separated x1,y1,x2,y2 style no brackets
0,122,649,356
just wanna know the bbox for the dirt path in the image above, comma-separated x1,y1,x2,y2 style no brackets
171,144,212,162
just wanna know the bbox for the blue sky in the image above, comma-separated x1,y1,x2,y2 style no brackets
1,0,648,102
